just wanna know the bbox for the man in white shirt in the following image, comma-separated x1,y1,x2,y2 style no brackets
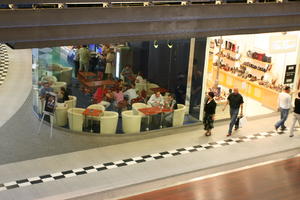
124,85,138,103
147,91,164,107
275,86,291,131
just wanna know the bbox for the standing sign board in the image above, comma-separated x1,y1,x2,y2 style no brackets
284,65,296,84
44,92,57,115
37,92,57,138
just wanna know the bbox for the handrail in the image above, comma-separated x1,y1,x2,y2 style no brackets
0,0,298,10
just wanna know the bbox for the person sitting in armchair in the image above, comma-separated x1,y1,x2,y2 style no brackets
57,87,70,103
147,91,164,107
163,93,178,127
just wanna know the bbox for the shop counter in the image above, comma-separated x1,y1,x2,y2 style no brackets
210,67,278,111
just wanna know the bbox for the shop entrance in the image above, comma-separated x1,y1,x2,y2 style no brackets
204,32,300,120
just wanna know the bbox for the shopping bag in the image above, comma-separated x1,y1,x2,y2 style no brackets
239,116,247,128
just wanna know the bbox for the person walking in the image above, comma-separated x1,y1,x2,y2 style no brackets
289,92,300,137
203,92,217,136
275,86,291,132
222,88,244,137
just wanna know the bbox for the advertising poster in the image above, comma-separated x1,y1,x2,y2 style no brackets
44,92,57,115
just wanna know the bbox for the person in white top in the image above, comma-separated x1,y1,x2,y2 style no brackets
275,86,291,131
123,85,138,104
135,72,145,84
147,91,164,107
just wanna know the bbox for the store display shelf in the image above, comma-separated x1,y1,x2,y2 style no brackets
221,56,238,63
241,64,265,74
244,56,272,66
222,49,239,55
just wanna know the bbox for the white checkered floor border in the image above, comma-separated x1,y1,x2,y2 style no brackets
0,44,9,86
0,129,293,192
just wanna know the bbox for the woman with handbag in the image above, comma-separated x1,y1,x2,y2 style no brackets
203,92,217,136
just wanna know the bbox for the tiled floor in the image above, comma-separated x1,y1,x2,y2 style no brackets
0,111,299,200
0,44,9,86
0,129,290,192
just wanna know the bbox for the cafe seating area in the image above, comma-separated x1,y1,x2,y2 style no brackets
39,73,188,134
33,62,190,135
32,45,197,136
51,94,187,134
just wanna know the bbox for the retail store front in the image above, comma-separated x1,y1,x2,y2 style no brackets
32,39,207,135
204,31,300,120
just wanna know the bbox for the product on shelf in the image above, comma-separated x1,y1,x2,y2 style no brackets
246,50,272,63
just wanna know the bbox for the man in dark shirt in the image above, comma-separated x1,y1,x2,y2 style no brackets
223,88,244,136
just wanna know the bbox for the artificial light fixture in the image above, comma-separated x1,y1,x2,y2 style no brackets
103,3,109,7
8,4,14,9
154,40,159,48
58,3,64,8
167,40,173,49
143,2,149,6
276,0,283,3
215,0,222,5
181,1,187,6
116,51,120,78
247,0,254,3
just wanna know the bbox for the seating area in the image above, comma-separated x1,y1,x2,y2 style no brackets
32,45,198,135
50,96,187,134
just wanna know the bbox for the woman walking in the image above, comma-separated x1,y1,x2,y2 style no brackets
203,92,217,136
289,92,300,137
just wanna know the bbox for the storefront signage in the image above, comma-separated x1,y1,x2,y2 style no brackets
43,92,57,115
269,35,298,54
284,65,296,84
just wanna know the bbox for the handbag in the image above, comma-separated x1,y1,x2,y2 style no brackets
256,53,265,61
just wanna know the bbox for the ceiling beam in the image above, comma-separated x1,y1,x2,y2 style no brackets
1,3,300,48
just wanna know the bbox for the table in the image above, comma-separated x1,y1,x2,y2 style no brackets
78,72,97,82
138,107,173,130
78,72,118,90
82,108,103,132
83,80,118,89
150,87,168,94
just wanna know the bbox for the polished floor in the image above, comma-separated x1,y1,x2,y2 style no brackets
0,45,32,127
121,155,300,200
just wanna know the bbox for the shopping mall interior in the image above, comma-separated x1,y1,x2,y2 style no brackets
1,1,300,200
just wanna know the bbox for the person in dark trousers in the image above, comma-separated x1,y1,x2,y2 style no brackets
223,88,244,137
203,91,217,136
275,86,291,132
289,92,300,137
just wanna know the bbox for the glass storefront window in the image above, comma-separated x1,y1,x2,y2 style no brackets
204,31,300,120
32,39,201,134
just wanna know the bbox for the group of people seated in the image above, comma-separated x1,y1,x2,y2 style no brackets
93,83,144,114
147,91,178,127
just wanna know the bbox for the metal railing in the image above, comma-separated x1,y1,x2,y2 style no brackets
1,0,300,10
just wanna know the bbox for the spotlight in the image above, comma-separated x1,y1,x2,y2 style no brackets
58,3,64,9
215,0,222,5
181,1,187,6
167,41,173,49
247,0,254,3
143,2,150,6
154,40,159,48
8,4,14,9
103,3,109,7
276,0,283,2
